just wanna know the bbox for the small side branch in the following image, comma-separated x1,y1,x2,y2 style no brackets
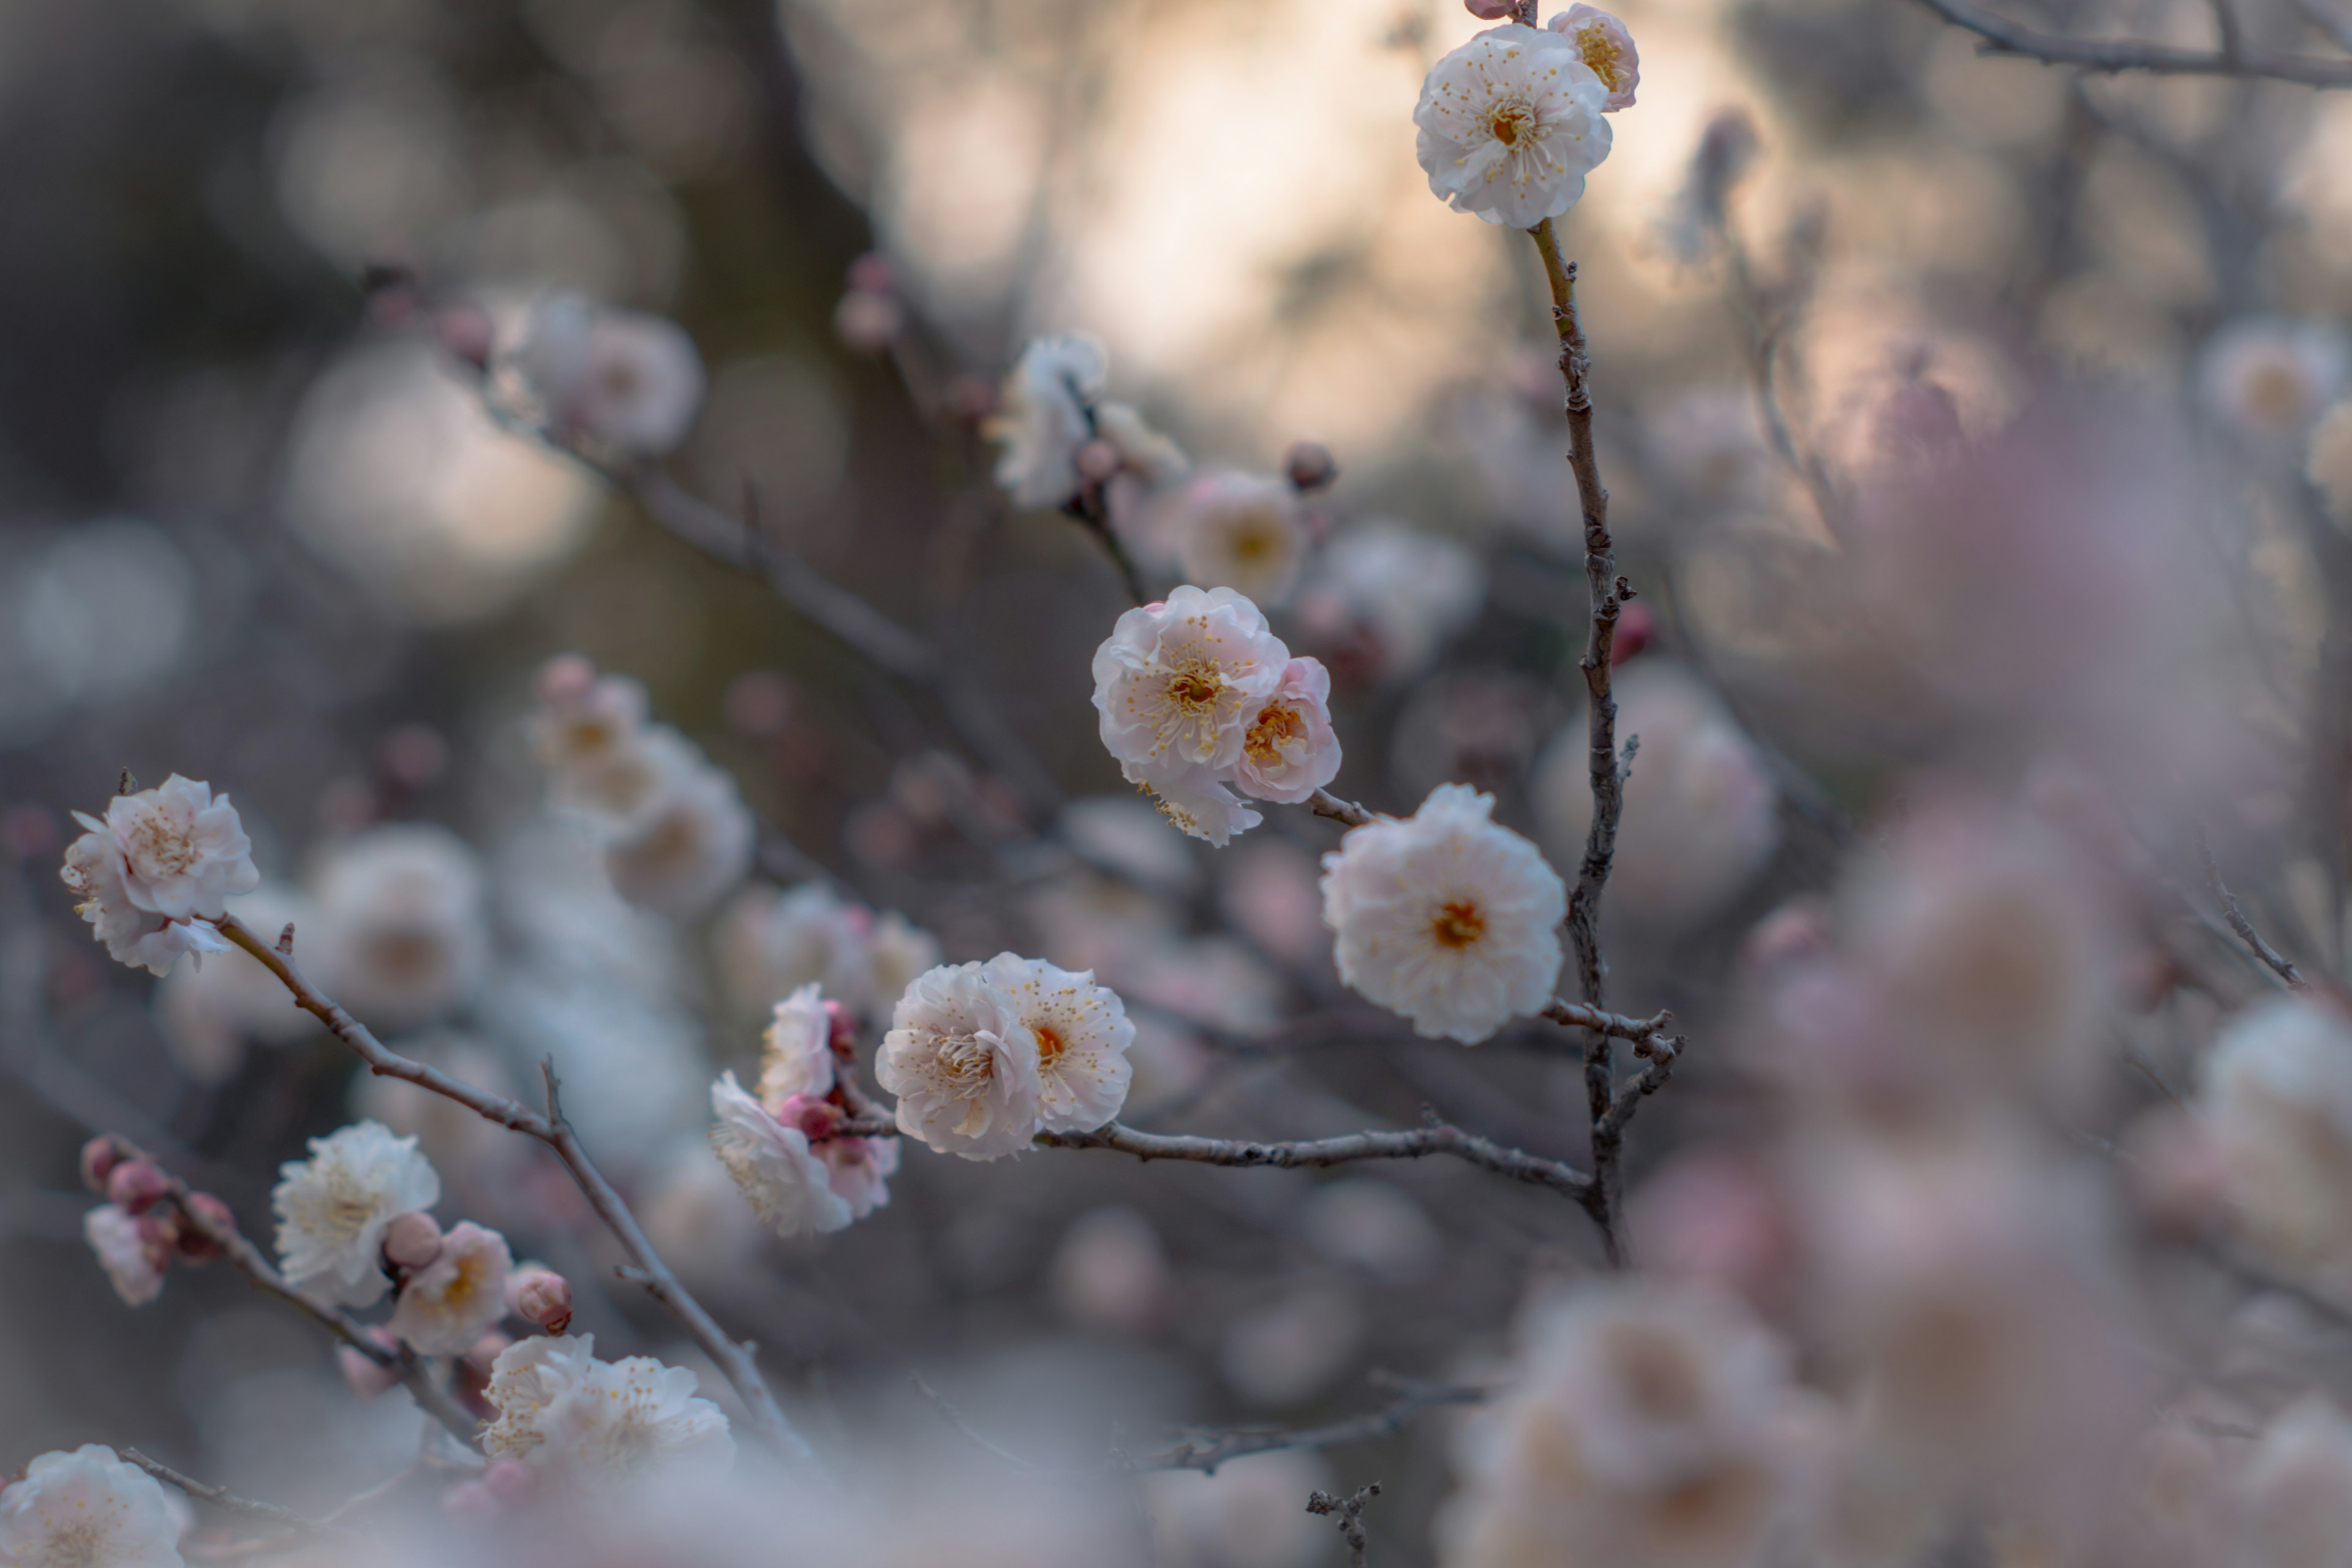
122,1450,343,1541
2195,828,2309,990
1309,788,1381,829
1035,1121,1589,1199
1307,1482,1383,1568
1910,0,2352,83
1139,1378,1487,1473
217,917,813,1464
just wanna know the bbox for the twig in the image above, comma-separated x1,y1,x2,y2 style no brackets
1529,217,1635,1267
1910,0,2352,84
908,1370,1040,1474
1538,998,1679,1054
1139,1378,1487,1473
1033,1120,1589,1199
1308,788,1380,829
216,917,815,1465
1307,1482,1382,1568
121,1450,344,1540
1069,484,1148,605
2195,827,2309,990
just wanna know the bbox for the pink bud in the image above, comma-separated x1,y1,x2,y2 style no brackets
778,1093,842,1140
1284,440,1338,494
822,999,859,1059
1610,600,1656,665
434,303,497,370
106,1161,171,1216
381,1211,443,1272
834,290,902,354
135,1212,181,1264
80,1136,124,1194
508,1267,574,1335
1075,439,1121,483
481,1459,536,1503
175,1193,233,1264
339,1330,402,1400
1465,0,1515,16
534,654,598,708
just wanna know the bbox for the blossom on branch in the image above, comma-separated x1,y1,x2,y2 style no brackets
60,775,257,977
709,1071,856,1237
83,1203,167,1307
1150,470,1311,607
514,293,707,458
386,1219,513,1354
0,1445,186,1568
1231,658,1344,806
990,334,1109,508
878,960,1047,1158
1548,4,1640,110
1320,784,1566,1043
272,1120,441,1308
760,982,837,1104
480,1333,735,1490
982,952,1136,1133
309,824,489,1031
2197,997,2352,1275
1414,24,1613,229
2196,317,2346,447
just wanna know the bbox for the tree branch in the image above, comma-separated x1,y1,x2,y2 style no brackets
121,1450,345,1541
1307,1482,1382,1568
1033,1120,1589,1199
1308,788,1380,829
1136,1378,1487,1473
2195,827,2309,991
1910,0,2352,85
216,917,815,1465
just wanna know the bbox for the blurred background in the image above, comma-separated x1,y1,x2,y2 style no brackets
4,0,2352,1558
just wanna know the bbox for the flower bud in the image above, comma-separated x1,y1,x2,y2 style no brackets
1075,439,1122,483
508,1266,574,1335
1464,0,1515,16
106,1161,170,1216
80,1136,124,1194
847,252,895,295
834,290,902,354
822,998,859,1059
135,1211,181,1261
381,1210,443,1272
175,1192,234,1264
1284,439,1338,493
434,303,497,371
1609,600,1655,665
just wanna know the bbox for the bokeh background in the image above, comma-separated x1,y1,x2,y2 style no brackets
6,0,2352,1558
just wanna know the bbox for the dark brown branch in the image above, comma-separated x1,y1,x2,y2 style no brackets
1308,1482,1382,1568
1137,1378,1488,1473
1529,217,1635,1267
121,1450,345,1541
1911,0,2352,84
216,917,813,1464
2195,828,2309,990
1033,1120,1589,1199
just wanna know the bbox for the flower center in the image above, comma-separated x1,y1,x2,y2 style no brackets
1245,703,1306,768
1164,663,1223,710
1488,100,1537,148
2245,361,2307,424
1430,900,1486,949
1575,29,1628,91
935,1033,1000,1093
1034,1022,1066,1068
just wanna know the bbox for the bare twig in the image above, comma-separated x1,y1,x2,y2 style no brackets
1069,484,1148,605
2195,827,2309,990
908,1370,1041,1474
1139,1378,1487,1473
216,917,814,1464
1529,217,1636,1267
1910,0,2352,84
1308,788,1381,829
1307,1482,1382,1568
1034,1120,1589,1199
1539,998,1679,1055
121,1450,345,1541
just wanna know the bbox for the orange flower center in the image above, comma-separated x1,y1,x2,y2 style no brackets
1489,102,1536,148
1431,900,1486,949
1245,703,1307,767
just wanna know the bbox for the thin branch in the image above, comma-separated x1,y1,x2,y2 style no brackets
2195,827,2309,990
1910,0,2352,84
121,1450,344,1541
216,917,815,1466
1137,1378,1488,1473
1529,217,1635,1267
1308,788,1380,829
1539,998,1679,1054
1033,1120,1589,1199
1307,1482,1382,1568
908,1370,1041,1474
1069,484,1148,605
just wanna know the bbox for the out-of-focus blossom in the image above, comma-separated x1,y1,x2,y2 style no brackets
1149,470,1310,607
529,658,662,815
1051,1206,1171,1332
1295,522,1485,684
2198,997,2352,1275
877,960,1046,1158
759,982,837,1105
309,824,489,1031
708,1072,854,1238
273,1120,441,1308
1147,1451,1336,1568
1321,784,1566,1043
515,294,707,457
156,884,320,1082
639,1138,763,1283
1547,4,1639,110
387,1221,513,1355
1220,1284,1365,1406
1646,383,1776,508
1536,665,1778,932
0,1444,186,1568
990,334,1108,508
2234,1395,2352,1567
718,883,941,1021
2196,317,2346,446
1414,25,1613,228
84,1204,167,1307
1059,797,1202,896
1436,1281,1817,1568
602,756,756,918
981,952,1135,1133
480,1333,734,1490
1231,658,1343,805
1299,1178,1442,1283
1218,838,1328,968
1096,401,1189,485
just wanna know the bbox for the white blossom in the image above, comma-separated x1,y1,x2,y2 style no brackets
1152,470,1310,608
1320,784,1566,1043
603,757,756,918
2197,317,2347,445
1095,400,1189,484
273,1120,441,1307
1414,24,1613,229
480,1332,736,1490
89,775,259,921
1297,523,1485,682
60,824,229,978
0,1445,186,1568
83,1204,166,1308
709,1071,854,1238
386,1219,512,1354
2199,997,2352,1273
517,294,707,458
982,952,1135,1133
1548,4,1640,111
876,960,1045,1159
760,982,837,1104
1091,584,1290,826
1232,657,1343,806
990,334,1108,508
1138,756,1264,848
528,658,666,815
309,824,489,1031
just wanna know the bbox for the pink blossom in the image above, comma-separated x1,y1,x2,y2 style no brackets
1231,658,1343,805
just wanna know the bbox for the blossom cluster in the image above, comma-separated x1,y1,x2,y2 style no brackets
59,775,257,976
708,984,900,1238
